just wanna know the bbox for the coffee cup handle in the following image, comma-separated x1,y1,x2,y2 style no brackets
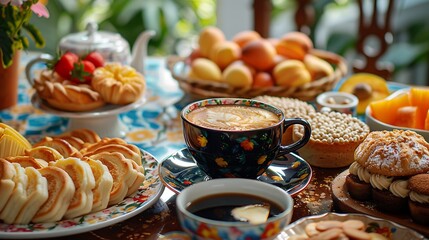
25,53,54,86
278,118,311,154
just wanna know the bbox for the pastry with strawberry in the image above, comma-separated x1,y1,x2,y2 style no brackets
33,51,105,112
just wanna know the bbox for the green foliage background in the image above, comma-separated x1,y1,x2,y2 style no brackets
28,0,428,84
28,0,216,56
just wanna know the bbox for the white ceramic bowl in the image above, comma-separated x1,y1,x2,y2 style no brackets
365,88,429,141
176,178,294,240
316,91,359,116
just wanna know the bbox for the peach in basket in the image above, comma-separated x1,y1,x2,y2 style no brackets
366,87,429,141
168,27,347,101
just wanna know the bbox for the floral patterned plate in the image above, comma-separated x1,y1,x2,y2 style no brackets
276,212,425,239
0,150,164,239
158,148,312,196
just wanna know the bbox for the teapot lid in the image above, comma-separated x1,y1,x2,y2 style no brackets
59,22,128,50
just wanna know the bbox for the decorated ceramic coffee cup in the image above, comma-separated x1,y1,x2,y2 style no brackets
181,98,311,179
176,178,294,240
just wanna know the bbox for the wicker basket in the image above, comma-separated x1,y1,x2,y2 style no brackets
167,49,347,102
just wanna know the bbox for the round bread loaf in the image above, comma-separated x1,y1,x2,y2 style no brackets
34,70,105,112
92,63,145,105
293,111,369,168
253,96,315,145
355,130,429,176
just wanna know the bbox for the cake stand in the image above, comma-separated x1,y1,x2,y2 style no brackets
31,93,148,138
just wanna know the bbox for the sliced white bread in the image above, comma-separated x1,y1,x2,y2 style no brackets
82,157,113,212
79,138,127,154
0,159,16,211
89,152,136,205
52,157,96,219
53,136,85,150
32,166,75,223
67,128,101,144
6,155,48,169
0,163,28,224
25,146,64,162
127,160,146,196
14,167,49,224
83,144,142,166
34,137,82,158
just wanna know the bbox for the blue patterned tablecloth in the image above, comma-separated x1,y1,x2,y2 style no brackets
0,52,187,162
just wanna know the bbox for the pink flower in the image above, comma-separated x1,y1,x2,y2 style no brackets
31,2,49,18
0,0,25,6
0,0,49,18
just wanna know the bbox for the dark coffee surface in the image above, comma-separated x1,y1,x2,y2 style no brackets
186,193,284,222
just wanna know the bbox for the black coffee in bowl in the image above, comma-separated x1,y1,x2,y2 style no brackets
186,193,284,223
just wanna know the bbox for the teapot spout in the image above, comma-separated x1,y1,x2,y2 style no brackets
130,30,156,74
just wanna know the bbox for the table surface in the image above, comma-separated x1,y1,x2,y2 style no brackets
0,52,410,240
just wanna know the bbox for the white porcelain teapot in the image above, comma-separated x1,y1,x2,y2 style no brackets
26,22,155,79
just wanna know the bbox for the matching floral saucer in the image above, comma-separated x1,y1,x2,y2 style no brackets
158,148,312,196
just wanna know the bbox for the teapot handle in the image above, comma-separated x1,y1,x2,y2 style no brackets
130,30,156,74
25,54,54,86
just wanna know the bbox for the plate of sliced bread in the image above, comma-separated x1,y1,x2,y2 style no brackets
0,127,164,239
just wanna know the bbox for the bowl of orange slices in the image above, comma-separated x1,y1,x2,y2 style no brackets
365,87,429,141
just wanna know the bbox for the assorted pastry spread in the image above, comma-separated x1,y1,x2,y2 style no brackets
32,51,146,112
11,47,429,238
346,130,429,224
0,128,146,224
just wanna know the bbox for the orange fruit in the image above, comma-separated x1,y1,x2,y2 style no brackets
339,73,390,114
241,39,276,71
409,87,429,129
394,106,418,129
252,72,274,88
370,92,410,125
425,110,429,130
275,31,313,60
232,30,261,48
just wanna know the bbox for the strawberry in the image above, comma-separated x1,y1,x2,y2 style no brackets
84,51,105,68
70,60,95,84
53,52,79,79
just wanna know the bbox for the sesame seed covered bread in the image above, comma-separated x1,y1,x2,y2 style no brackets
293,111,369,168
355,130,429,177
253,96,315,144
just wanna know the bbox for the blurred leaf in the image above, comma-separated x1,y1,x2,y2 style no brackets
407,22,429,44
381,42,429,70
326,33,356,56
